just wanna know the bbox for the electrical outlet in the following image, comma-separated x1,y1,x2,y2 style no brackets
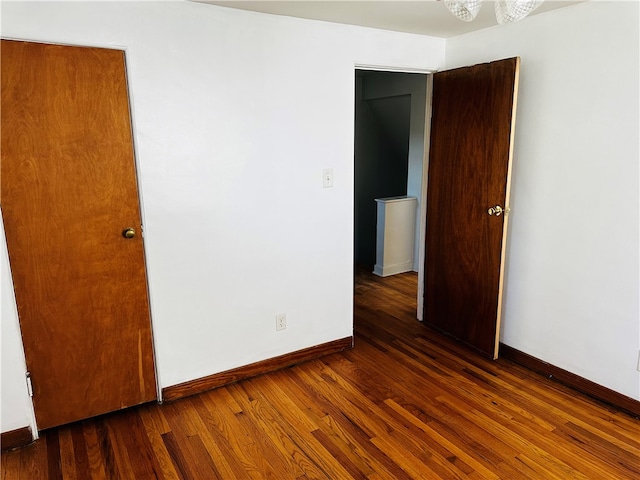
276,313,286,331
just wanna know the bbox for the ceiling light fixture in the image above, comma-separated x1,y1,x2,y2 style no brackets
444,0,482,22
444,0,543,24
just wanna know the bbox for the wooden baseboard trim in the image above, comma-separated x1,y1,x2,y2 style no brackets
500,343,640,418
162,336,354,402
1,426,33,451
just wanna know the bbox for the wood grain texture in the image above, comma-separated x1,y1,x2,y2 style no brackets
500,343,640,418
424,58,519,358
1,40,156,430
162,337,353,402
2,270,638,479
1,427,33,452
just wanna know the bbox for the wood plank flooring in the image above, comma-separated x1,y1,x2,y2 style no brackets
2,269,639,479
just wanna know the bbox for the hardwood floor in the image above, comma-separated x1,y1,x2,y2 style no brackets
2,270,639,479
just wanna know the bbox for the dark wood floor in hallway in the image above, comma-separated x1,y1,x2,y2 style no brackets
2,270,639,479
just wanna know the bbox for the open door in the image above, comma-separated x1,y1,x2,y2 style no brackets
1,40,157,429
423,57,520,359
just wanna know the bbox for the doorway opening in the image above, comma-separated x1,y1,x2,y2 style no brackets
354,59,519,359
353,68,429,321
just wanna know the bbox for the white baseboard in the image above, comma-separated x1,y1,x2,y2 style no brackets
373,261,414,277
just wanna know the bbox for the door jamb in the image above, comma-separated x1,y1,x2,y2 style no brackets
417,73,434,321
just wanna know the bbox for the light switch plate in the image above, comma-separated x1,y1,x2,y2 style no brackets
322,168,333,188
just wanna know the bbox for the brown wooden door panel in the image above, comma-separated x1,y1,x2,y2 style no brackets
424,58,519,358
1,40,157,429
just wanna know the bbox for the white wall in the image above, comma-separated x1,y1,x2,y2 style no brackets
446,1,639,399
0,1,445,433
1,219,37,435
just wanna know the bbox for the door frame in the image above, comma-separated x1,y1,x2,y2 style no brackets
353,63,436,321
1,37,162,430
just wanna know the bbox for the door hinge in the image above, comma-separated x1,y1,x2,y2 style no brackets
26,372,33,397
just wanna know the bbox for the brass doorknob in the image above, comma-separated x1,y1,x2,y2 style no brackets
488,205,504,216
122,228,136,239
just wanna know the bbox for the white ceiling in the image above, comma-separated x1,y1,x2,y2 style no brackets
195,1,584,38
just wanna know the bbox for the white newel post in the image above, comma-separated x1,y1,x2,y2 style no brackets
373,196,417,277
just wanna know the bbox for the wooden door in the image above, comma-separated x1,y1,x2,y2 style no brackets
423,58,519,359
1,40,157,429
